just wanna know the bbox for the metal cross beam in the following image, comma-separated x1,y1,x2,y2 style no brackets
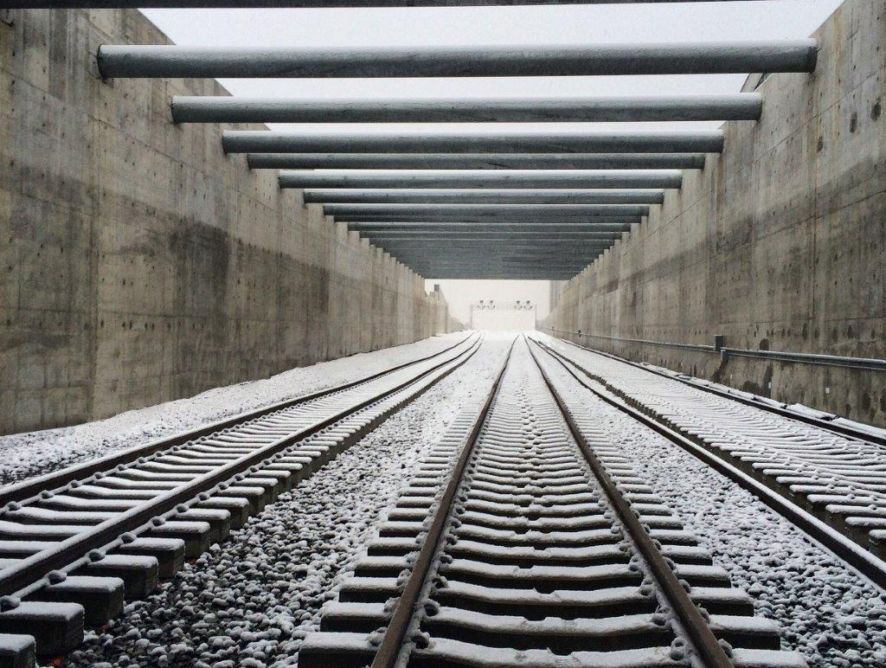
368,245,610,259
347,223,629,234
172,94,761,123
324,203,649,217
360,233,617,241
282,170,681,189
11,1,774,7
226,129,723,154
248,153,707,170
304,189,664,205
339,215,640,224
410,269,586,279
97,40,817,78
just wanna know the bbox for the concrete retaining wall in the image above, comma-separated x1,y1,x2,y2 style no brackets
0,8,456,434
543,0,885,426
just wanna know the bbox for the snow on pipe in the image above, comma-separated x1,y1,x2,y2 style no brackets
171,94,762,123
281,169,682,189
11,0,772,7
322,203,650,216
346,223,630,232
303,189,665,205
359,229,623,235
333,214,642,223
247,153,707,170
359,233,616,240
368,240,609,247
228,130,722,155
96,40,816,78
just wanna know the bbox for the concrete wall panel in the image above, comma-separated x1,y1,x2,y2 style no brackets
0,8,456,434
543,0,885,426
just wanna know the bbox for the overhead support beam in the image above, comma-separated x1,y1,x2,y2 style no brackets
97,40,817,79
282,170,681,190
369,247,609,259
361,229,621,236
172,94,761,123
408,269,585,279
339,215,640,224
360,233,616,241
304,189,664,205
11,2,775,8
371,241,604,249
347,223,629,234
248,153,707,170
382,241,604,248
324,203,649,217
226,130,723,154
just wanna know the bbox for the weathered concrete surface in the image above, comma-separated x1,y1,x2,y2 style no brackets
543,0,885,427
0,9,456,434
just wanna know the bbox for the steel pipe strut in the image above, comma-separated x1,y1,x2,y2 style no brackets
282,169,682,189
304,189,664,205
358,230,621,237
372,245,606,252
324,203,649,216
248,153,707,170
348,223,627,233
172,93,762,123
227,129,723,154
97,40,817,78
364,235,615,242
338,216,640,224
363,230,617,237
12,1,775,7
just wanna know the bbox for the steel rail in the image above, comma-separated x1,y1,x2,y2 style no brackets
172,93,761,123
526,337,736,667
248,153,707,170
304,189,665,205
0,336,484,599
0,332,475,506
544,327,886,445
97,40,817,79
532,337,886,590
227,130,723,155
370,340,514,668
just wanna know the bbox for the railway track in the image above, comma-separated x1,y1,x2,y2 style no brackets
0,332,481,665
536,336,886,585
300,337,806,667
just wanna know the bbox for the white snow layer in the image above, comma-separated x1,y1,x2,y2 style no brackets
0,333,467,486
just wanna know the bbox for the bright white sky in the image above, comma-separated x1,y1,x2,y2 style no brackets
143,0,842,325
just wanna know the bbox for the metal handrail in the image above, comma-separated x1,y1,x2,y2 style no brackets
542,326,886,372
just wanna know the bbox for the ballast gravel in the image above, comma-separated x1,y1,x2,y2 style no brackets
58,339,510,668
0,333,468,486
554,364,886,668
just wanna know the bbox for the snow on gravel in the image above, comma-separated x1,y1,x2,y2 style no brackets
0,333,468,487
546,358,886,668
59,338,510,668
